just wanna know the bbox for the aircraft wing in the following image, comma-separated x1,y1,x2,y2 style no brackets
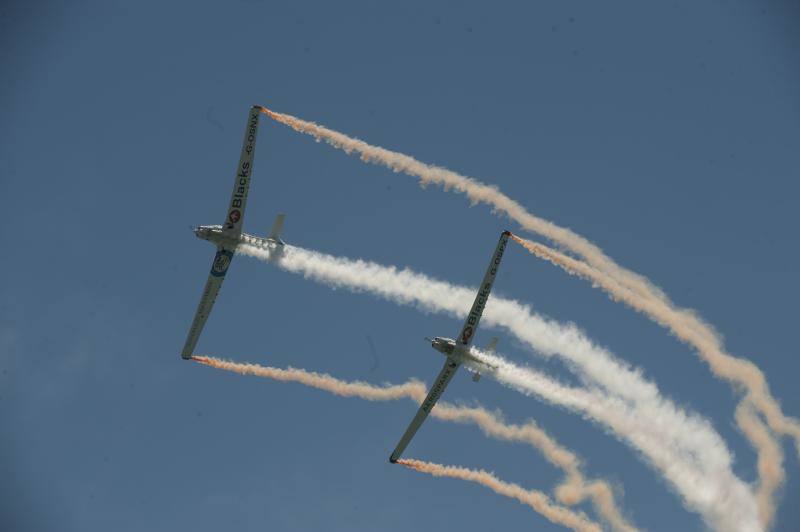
455,231,510,347
221,105,263,238
389,357,460,463
180,248,234,359
180,106,264,360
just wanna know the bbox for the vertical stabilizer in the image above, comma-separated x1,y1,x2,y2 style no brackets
268,214,286,243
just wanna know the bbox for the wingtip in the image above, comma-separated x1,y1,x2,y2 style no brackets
389,456,398,464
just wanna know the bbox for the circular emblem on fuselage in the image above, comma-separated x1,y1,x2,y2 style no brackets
461,326,473,344
211,250,233,277
228,209,241,224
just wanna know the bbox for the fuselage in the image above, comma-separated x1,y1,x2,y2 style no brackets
429,336,494,373
194,224,281,250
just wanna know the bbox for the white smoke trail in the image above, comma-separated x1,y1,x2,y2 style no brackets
192,355,634,531
237,241,761,531
241,242,681,420
509,234,790,526
260,108,799,484
472,348,762,532
398,458,603,532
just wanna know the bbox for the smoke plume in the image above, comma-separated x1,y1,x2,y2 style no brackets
259,107,798,447
509,234,790,525
233,242,761,531
397,458,603,532
192,355,633,531
258,107,796,528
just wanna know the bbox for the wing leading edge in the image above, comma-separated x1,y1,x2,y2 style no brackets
389,231,511,462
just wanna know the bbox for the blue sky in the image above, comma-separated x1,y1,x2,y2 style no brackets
1,1,799,530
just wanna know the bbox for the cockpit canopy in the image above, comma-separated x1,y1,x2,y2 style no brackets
194,225,222,239
430,336,456,355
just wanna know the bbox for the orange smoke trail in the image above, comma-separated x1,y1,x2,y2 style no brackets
509,234,793,527
736,403,785,529
257,106,798,473
192,355,424,401
192,355,635,531
397,458,603,532
256,106,656,305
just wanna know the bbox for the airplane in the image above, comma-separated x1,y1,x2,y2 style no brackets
181,105,286,360
389,230,511,463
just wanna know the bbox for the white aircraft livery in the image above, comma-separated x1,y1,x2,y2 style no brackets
181,105,286,360
389,230,511,463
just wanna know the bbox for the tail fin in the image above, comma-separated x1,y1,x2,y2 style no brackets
485,337,499,354
472,337,498,383
268,214,286,244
